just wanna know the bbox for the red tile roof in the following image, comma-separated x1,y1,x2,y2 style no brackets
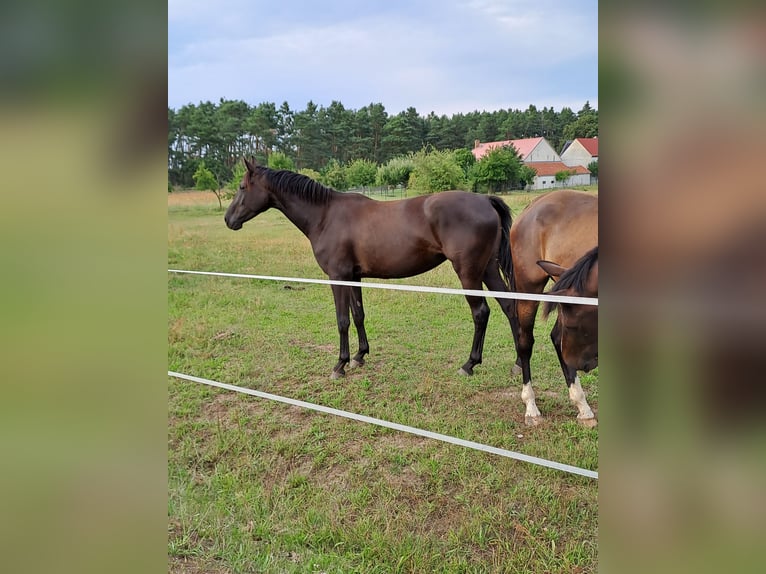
576,137,598,157
472,137,544,161
525,162,590,176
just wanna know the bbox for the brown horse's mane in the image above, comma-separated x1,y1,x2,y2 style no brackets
542,246,598,318
259,166,337,205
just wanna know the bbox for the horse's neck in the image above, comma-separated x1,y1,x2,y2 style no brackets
271,187,328,239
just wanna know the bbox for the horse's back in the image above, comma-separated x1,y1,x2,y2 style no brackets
511,190,598,286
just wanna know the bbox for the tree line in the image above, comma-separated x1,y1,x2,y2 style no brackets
169,99,598,190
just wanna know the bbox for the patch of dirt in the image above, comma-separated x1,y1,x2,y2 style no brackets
201,392,243,422
289,338,335,353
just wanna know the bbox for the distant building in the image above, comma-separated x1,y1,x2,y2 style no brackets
525,162,591,190
472,137,591,190
561,137,598,168
472,137,560,163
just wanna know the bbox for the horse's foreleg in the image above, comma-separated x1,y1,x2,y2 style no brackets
349,285,369,368
459,295,490,376
514,299,539,383
512,299,545,424
521,381,542,426
330,285,351,379
551,321,597,427
483,267,543,424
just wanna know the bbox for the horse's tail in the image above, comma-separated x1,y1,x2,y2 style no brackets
488,195,515,293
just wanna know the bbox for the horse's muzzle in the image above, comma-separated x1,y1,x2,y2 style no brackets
582,356,598,373
224,215,242,230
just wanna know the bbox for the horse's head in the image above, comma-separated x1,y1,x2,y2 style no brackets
538,248,599,373
224,157,272,230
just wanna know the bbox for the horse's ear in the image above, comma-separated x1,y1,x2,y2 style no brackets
244,156,256,173
537,260,567,280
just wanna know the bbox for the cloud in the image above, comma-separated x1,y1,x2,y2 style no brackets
168,0,597,114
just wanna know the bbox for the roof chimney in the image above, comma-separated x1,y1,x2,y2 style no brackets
474,139,480,149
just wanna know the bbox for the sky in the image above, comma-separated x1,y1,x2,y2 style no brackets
168,0,597,117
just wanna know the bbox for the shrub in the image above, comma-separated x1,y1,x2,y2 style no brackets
408,148,466,193
320,159,347,190
346,158,378,189
267,151,295,171
377,155,415,188
298,168,322,182
469,145,522,193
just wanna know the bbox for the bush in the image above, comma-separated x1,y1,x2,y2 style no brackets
453,148,476,176
555,169,576,185
320,159,347,190
193,161,225,209
345,158,378,189
469,145,522,193
519,165,537,189
224,161,247,199
298,168,322,182
408,148,466,193
267,151,295,171
377,155,415,188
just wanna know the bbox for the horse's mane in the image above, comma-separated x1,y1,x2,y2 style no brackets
259,166,336,205
542,246,598,318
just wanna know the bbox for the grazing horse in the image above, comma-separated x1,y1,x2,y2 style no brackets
509,189,597,425
538,247,599,426
225,158,518,379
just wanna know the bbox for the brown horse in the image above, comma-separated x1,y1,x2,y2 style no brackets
509,189,597,425
538,247,599,425
225,158,518,379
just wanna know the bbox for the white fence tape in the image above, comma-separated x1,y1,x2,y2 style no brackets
168,269,598,306
168,371,598,480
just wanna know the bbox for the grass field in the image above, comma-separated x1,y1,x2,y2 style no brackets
168,188,599,573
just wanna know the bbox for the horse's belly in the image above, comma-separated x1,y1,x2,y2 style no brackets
361,251,446,279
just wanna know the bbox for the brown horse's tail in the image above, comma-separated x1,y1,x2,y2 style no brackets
488,196,515,293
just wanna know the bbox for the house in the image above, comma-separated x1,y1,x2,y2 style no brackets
561,137,598,168
524,161,591,190
472,137,561,163
473,137,587,190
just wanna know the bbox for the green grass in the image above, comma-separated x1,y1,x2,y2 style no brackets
168,190,598,573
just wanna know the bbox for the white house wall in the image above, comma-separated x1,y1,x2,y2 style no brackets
561,141,596,168
525,140,561,162
531,173,590,190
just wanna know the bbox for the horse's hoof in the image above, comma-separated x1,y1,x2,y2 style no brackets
458,367,473,376
578,417,598,428
511,364,522,376
350,359,364,369
330,370,345,380
525,415,543,427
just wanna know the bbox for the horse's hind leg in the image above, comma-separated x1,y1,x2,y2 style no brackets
330,284,352,379
459,292,491,376
349,285,369,368
482,266,520,354
550,320,597,427
449,254,495,375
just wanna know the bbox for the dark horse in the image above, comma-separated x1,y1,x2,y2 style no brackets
538,247,599,426
225,158,518,379
509,189,597,425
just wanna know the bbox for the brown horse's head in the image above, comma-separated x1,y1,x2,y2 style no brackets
538,247,599,373
224,157,272,230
